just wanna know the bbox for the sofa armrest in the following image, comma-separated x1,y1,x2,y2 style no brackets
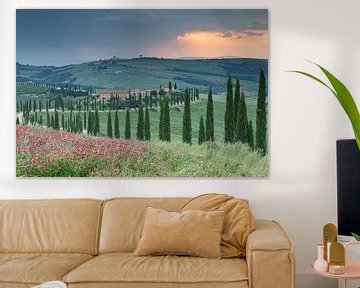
246,220,295,288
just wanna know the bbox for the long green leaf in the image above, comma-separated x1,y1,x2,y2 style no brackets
351,232,360,241
289,70,337,99
290,65,360,150
316,64,360,150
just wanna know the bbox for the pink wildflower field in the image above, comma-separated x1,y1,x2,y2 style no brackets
16,126,148,177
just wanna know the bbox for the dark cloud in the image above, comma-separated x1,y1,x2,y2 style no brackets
16,9,268,66
220,32,233,38
237,30,266,39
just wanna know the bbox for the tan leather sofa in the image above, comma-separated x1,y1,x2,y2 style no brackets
0,198,295,288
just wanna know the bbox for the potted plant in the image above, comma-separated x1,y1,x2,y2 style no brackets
291,63,360,240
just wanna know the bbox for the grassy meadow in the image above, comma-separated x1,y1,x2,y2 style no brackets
16,126,267,177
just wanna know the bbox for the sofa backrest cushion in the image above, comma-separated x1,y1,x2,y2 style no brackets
99,198,189,253
0,199,102,254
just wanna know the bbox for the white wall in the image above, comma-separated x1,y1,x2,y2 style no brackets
1,1,359,287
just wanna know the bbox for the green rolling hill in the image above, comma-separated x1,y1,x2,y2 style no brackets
16,57,268,97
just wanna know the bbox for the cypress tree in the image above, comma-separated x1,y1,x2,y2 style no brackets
159,101,164,141
247,120,254,151
46,111,50,127
54,109,60,130
107,111,113,138
125,109,131,139
83,111,87,130
163,99,171,142
16,117,20,125
61,113,65,130
77,113,83,133
71,115,75,133
182,88,192,145
236,91,248,143
137,108,144,140
233,79,241,133
87,111,92,135
145,107,151,141
51,115,55,129
114,110,120,139
94,109,100,135
224,74,234,143
39,115,43,126
205,88,214,141
255,70,267,154
198,116,205,145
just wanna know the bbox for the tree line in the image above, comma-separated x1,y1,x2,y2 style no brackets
224,71,267,154
16,84,200,113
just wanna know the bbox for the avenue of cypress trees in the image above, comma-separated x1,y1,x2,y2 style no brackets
205,88,214,142
182,88,192,145
114,110,120,139
236,91,248,143
145,107,151,141
255,70,267,154
163,99,171,142
224,74,234,143
159,101,164,141
107,111,113,138
125,109,131,139
137,107,144,140
198,115,205,145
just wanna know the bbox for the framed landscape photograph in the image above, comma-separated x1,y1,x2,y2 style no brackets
16,9,269,177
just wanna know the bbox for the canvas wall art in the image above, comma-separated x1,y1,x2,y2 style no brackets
16,9,269,177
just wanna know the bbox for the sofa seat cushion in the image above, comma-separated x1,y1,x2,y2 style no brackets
0,253,93,285
64,253,248,285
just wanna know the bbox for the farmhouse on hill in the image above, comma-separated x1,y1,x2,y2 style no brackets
99,89,128,100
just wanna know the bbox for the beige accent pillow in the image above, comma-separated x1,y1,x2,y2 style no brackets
134,207,225,258
181,194,254,258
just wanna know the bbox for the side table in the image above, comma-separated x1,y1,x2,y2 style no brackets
311,242,360,288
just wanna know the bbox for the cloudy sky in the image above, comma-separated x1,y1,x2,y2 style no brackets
16,9,268,66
